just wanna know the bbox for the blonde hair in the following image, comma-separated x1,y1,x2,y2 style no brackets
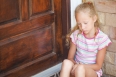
66,2,100,46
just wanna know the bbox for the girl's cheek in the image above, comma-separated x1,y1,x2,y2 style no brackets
84,25,87,29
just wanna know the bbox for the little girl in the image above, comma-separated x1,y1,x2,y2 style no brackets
60,2,111,77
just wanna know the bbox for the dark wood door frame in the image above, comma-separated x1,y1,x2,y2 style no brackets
62,0,71,59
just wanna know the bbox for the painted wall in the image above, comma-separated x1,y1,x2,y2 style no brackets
71,0,82,28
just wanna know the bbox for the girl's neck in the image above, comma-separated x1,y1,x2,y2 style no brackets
83,27,97,39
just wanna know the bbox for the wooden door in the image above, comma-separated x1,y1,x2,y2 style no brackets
0,0,65,77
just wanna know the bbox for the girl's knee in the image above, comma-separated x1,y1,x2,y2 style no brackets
74,65,85,77
61,59,74,72
63,59,73,64
75,64,85,73
62,59,74,67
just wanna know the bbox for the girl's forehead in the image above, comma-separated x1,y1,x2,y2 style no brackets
76,12,92,22
76,12,91,20
77,11,90,16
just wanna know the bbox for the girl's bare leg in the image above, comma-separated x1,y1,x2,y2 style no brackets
84,65,98,77
74,64,98,77
75,64,85,77
60,59,74,77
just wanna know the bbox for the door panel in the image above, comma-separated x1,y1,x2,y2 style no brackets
31,0,52,14
0,14,54,40
0,0,19,24
0,0,63,76
0,26,53,72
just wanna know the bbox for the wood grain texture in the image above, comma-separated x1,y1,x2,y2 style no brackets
0,0,65,76
0,26,53,72
0,0,19,25
0,13,54,40
31,0,52,15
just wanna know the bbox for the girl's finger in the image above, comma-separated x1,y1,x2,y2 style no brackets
79,62,83,64
76,62,79,64
71,64,78,75
71,67,74,75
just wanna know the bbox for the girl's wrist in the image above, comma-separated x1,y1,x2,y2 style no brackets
73,60,84,64
73,61,77,65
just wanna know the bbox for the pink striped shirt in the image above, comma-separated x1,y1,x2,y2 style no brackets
70,29,111,64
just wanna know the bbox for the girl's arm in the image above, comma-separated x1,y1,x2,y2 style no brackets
84,47,107,71
68,41,77,64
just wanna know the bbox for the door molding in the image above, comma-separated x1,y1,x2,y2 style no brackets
62,0,71,59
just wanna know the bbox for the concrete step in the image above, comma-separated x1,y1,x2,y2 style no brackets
31,63,62,77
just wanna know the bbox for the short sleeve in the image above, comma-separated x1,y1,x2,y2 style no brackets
70,30,79,45
98,35,111,50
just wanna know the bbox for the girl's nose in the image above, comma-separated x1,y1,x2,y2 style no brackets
81,24,86,30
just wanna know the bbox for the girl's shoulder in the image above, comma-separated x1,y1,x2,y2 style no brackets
73,30,79,34
97,29,108,39
72,30,80,34
70,30,80,45
97,29,112,50
70,30,79,39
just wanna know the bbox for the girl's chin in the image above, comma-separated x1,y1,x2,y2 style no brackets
83,31,89,34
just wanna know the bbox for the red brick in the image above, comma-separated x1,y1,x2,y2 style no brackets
109,27,116,39
94,0,116,13
100,25,110,36
107,40,116,52
105,51,115,64
105,63,116,76
106,13,116,27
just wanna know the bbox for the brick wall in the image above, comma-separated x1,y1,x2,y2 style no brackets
83,0,116,77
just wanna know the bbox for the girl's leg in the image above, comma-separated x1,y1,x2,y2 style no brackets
74,64,85,77
60,59,74,77
84,65,98,77
74,64,98,77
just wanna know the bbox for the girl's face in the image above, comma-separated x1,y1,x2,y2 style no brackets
75,11,97,36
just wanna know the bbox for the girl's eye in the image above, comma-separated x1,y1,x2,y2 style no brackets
84,23,88,24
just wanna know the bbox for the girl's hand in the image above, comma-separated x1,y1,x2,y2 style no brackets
71,62,84,76
71,63,79,76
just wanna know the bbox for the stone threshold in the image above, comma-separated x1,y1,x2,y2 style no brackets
31,63,62,77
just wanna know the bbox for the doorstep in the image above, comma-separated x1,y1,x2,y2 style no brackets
31,63,62,77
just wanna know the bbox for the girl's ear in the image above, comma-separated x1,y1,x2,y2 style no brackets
93,15,97,22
